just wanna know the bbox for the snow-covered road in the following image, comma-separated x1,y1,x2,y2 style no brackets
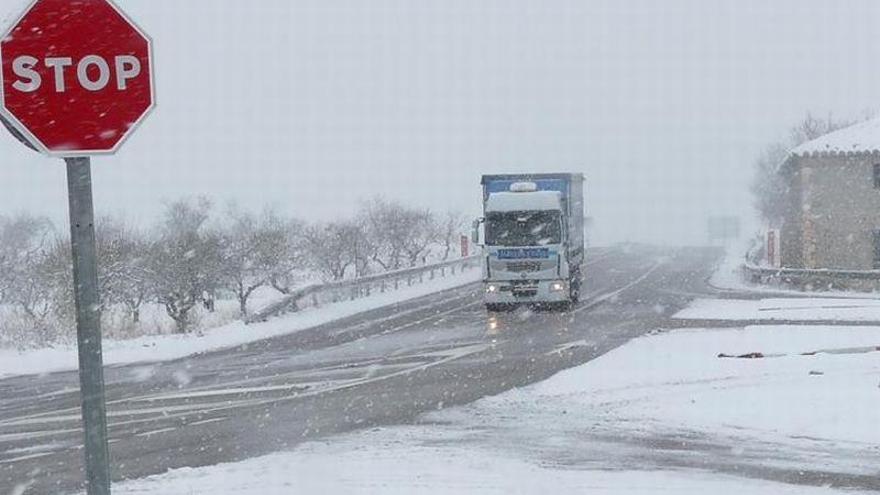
103,321,880,494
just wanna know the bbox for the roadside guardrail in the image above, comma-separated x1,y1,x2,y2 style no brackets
743,263,880,291
246,255,481,324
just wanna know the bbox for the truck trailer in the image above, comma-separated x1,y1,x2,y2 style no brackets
473,173,585,311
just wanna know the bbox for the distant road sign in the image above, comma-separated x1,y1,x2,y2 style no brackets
0,0,154,156
707,216,741,244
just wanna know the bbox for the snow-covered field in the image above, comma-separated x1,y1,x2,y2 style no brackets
102,324,880,494
0,269,480,379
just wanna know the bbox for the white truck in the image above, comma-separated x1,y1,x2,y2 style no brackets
473,173,585,311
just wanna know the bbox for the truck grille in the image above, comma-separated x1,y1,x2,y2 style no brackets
506,261,542,272
511,281,539,298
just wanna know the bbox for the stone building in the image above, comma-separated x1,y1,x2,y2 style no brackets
780,118,880,270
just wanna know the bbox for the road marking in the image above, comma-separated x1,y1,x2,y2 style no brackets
328,291,479,338
377,301,483,337
0,451,54,464
135,427,177,438
574,262,664,315
187,417,228,427
137,383,311,402
545,339,594,356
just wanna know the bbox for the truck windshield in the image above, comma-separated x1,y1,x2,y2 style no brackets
485,211,562,247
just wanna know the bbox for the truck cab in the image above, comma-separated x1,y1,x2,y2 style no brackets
475,174,585,311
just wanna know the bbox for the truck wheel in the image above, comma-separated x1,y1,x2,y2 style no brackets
554,301,573,312
570,275,581,303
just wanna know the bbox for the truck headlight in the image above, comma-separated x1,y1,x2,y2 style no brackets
486,284,500,293
549,281,566,292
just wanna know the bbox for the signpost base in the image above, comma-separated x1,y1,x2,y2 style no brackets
66,157,111,495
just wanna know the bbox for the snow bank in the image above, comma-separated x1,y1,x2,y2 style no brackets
0,269,480,379
105,445,856,495
675,297,880,322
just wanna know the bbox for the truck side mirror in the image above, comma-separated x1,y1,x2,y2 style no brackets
471,218,484,246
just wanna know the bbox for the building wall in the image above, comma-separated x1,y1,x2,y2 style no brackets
786,153,880,270
780,162,803,268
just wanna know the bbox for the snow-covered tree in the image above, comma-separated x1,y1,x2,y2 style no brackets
219,206,293,317
400,208,439,267
301,221,363,281
97,217,150,323
267,218,307,295
148,198,223,333
361,197,439,270
0,214,55,319
439,211,468,260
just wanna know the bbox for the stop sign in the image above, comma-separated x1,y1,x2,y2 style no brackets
0,0,154,156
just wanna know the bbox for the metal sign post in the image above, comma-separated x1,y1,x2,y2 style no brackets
65,157,111,495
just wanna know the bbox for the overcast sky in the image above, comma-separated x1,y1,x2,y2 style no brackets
1,0,878,244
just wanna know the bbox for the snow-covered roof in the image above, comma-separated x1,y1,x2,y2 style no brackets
486,191,562,212
791,117,880,157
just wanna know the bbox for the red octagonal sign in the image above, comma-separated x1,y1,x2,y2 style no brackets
0,0,154,156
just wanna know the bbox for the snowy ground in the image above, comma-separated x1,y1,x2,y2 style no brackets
101,323,880,494
106,447,859,495
0,269,480,379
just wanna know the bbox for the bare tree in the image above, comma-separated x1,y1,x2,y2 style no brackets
750,143,790,225
97,217,150,323
0,215,76,345
301,221,362,281
148,198,223,333
361,197,440,269
361,198,407,270
267,218,307,294
0,214,55,320
219,206,292,317
400,209,439,267
789,112,855,145
439,210,467,260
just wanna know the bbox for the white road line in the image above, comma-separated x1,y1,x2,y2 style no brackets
0,428,81,444
0,451,53,464
377,301,483,337
574,261,664,315
187,417,228,427
135,427,177,438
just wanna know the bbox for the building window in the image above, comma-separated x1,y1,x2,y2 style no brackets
874,231,880,269
874,164,880,188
